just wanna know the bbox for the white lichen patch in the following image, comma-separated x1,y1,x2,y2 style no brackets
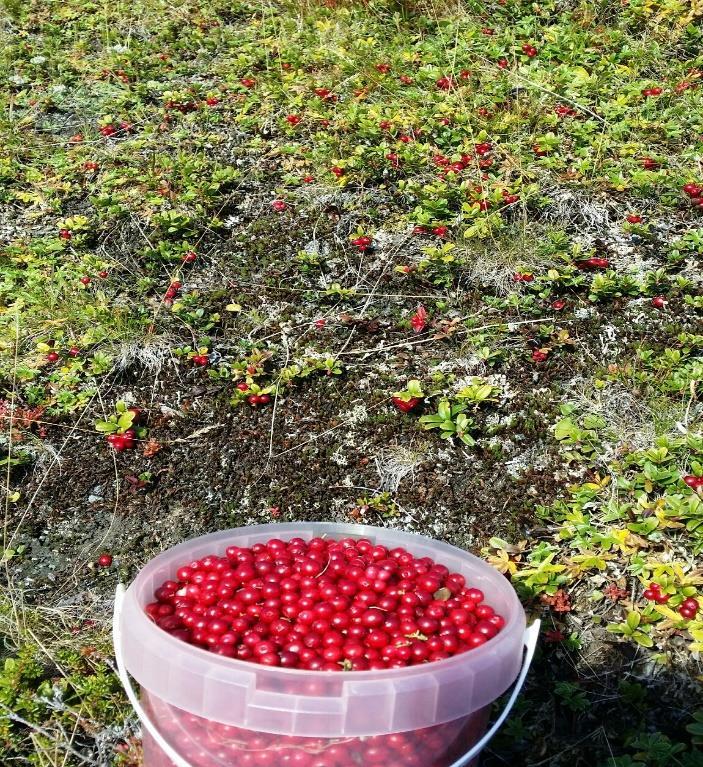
374,445,425,492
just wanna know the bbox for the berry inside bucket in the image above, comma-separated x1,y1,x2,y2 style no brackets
117,523,528,767
141,692,492,767
145,534,506,669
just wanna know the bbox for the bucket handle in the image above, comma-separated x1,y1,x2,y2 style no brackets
113,584,539,767
447,618,540,767
113,584,194,767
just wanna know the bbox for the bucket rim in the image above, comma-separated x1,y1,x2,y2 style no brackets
120,521,525,681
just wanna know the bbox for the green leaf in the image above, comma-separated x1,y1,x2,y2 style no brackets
554,418,577,441
632,631,653,648
437,400,452,420
117,412,135,431
95,421,117,433
626,612,641,631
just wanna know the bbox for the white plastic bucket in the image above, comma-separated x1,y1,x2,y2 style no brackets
113,523,539,767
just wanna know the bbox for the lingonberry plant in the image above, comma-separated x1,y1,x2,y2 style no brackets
95,401,147,452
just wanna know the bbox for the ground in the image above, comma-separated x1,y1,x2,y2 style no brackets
1,0,703,765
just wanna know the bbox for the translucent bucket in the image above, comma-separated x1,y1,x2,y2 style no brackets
113,523,538,767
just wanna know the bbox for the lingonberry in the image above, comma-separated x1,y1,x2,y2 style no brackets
97,553,113,567
683,475,703,490
46,351,60,363
651,296,667,309
391,397,422,413
679,597,699,619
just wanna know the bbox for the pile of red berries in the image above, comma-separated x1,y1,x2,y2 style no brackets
146,536,505,670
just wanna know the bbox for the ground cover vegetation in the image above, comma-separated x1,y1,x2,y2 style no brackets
1,0,703,764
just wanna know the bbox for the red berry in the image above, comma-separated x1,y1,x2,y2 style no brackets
98,554,113,567
68,346,80,357
551,299,566,311
683,183,701,197
391,397,422,413
110,435,127,452
351,236,373,251
237,382,249,392
531,349,549,363
683,475,703,489
46,351,60,363
626,214,642,224
98,270,109,278
285,114,301,125
651,296,666,309
80,276,91,285
182,251,197,263
59,229,72,240
577,257,609,270
272,200,287,212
